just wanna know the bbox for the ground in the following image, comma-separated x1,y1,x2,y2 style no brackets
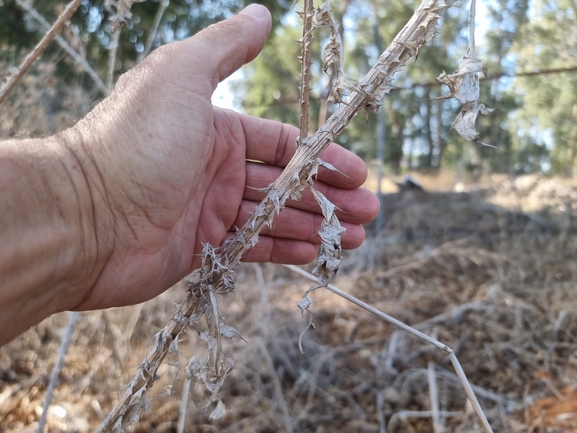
3,173,577,433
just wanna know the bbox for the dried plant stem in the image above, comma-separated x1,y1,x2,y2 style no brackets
256,339,294,433
96,299,200,432
14,0,107,94
376,389,387,433
468,0,477,57
37,312,79,433
428,361,443,433
107,31,121,91
99,1,459,429
298,0,314,144
137,0,169,63
0,0,83,105
388,411,462,430
101,310,125,371
284,264,494,433
176,376,192,433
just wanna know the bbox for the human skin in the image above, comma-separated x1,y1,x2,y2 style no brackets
0,4,379,346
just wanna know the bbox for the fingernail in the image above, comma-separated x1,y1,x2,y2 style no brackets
239,4,268,19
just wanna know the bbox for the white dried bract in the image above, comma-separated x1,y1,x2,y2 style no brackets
436,57,494,146
435,0,494,147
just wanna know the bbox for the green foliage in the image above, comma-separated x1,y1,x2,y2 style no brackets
510,0,577,176
2,0,576,177
235,23,304,127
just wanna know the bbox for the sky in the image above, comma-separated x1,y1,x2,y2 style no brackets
211,70,242,110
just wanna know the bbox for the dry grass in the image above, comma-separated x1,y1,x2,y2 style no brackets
3,177,577,432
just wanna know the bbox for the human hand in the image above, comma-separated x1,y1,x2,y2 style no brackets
63,4,379,311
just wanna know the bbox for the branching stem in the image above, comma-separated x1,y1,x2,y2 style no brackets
98,1,459,430
0,0,83,105
14,0,107,94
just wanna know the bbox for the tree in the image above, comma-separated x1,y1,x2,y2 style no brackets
0,0,293,137
510,0,577,176
236,0,496,174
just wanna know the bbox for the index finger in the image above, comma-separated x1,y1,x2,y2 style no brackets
235,111,368,190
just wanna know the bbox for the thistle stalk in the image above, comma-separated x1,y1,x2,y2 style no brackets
97,0,456,430
298,0,315,146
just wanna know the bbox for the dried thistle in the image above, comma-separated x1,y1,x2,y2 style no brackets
98,0,461,430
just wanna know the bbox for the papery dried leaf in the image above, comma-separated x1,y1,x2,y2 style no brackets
309,188,345,284
436,57,486,104
220,324,246,341
210,399,227,421
186,357,204,379
313,219,346,284
289,189,303,202
204,356,233,395
298,295,312,311
108,0,146,33
310,187,337,220
451,101,495,147
199,331,217,350
437,56,493,146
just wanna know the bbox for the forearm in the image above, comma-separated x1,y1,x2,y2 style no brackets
0,131,104,345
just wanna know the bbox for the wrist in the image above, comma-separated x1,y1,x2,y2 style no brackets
0,130,113,344
53,126,116,307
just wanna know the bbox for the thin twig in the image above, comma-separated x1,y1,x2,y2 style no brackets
101,310,125,372
137,0,169,63
0,0,83,105
256,338,295,433
376,389,387,433
468,0,476,57
428,361,442,433
36,312,79,433
14,0,107,94
106,31,121,91
388,410,462,430
176,377,192,433
298,0,314,146
283,264,494,433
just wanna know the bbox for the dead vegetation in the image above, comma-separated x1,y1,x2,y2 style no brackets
3,178,577,432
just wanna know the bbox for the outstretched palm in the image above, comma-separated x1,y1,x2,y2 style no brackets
72,6,378,310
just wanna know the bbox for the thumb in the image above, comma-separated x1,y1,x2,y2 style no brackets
187,4,272,89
